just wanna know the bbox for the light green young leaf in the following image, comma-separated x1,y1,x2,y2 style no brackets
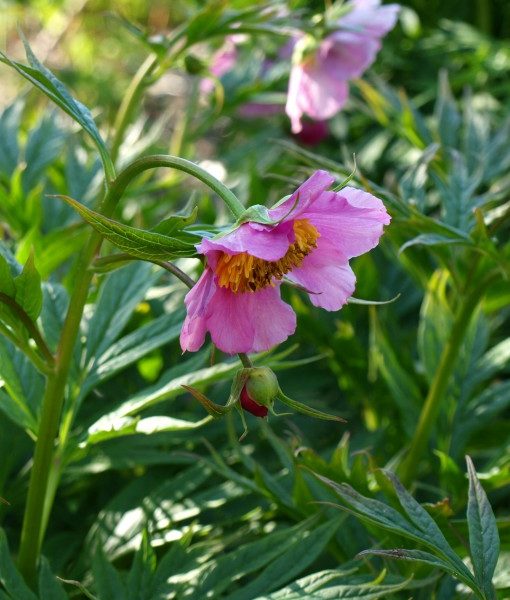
56,195,196,260
14,253,42,322
466,456,499,600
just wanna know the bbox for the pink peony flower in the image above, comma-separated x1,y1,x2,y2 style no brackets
180,170,390,355
286,0,400,133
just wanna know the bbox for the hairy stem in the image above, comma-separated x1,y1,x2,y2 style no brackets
17,179,124,584
399,272,498,487
115,154,246,218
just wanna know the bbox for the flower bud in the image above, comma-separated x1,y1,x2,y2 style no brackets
184,54,206,75
240,367,279,417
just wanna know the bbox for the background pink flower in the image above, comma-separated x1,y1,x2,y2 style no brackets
180,170,390,355
286,0,400,133
200,37,239,95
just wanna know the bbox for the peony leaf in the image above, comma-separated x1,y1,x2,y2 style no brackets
54,195,197,260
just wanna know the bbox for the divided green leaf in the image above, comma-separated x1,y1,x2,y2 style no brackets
56,195,197,261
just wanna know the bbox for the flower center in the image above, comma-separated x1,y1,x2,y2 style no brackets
214,219,320,293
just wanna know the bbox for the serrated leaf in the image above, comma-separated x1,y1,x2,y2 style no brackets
358,548,468,583
466,456,499,600
14,253,42,322
383,470,474,578
314,472,477,590
56,195,196,260
0,34,112,178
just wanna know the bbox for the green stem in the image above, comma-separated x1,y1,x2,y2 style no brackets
17,175,126,584
110,54,158,164
113,154,246,218
399,272,498,487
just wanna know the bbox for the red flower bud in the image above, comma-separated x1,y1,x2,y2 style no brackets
239,367,279,417
240,385,269,417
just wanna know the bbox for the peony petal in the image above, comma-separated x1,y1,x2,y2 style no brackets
323,31,381,79
339,0,400,38
180,268,216,352
302,186,391,259
206,285,296,354
287,248,356,311
198,220,294,262
268,170,336,221
285,61,350,133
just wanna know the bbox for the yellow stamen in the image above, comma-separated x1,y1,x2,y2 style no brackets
214,219,320,294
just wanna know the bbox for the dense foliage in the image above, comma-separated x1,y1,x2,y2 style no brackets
0,1,509,598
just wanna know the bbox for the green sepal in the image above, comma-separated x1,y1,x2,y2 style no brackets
347,293,401,306
276,390,346,422
235,204,275,226
54,195,197,261
332,158,357,191
213,193,301,242
236,403,249,441
182,369,249,418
